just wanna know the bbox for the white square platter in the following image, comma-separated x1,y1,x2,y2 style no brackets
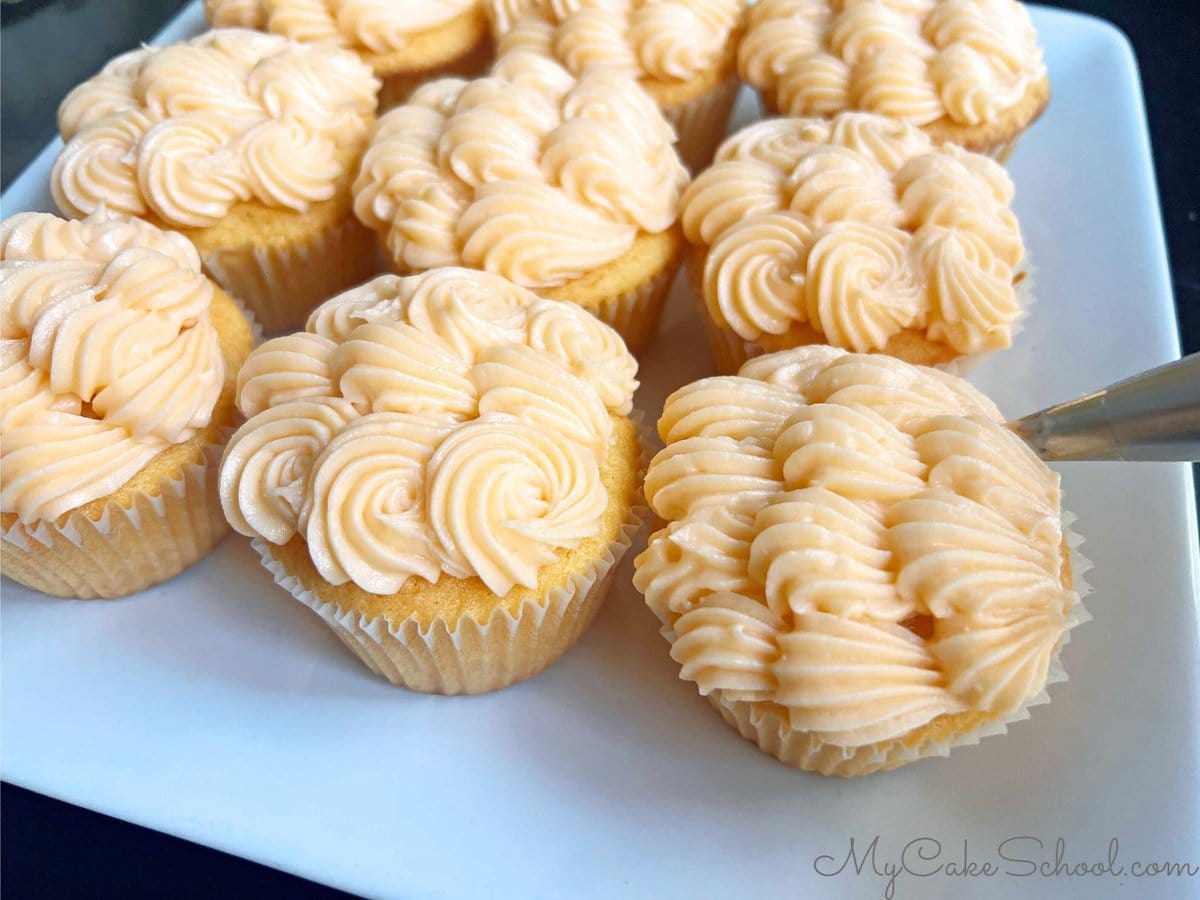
2,4,1197,898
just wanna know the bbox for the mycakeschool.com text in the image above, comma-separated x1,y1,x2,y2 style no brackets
813,836,1199,899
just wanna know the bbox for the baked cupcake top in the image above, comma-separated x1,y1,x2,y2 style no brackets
1,208,224,523
53,29,379,229
220,267,638,596
353,51,688,287
682,113,1025,354
485,0,744,87
206,0,479,55
741,0,1046,126
634,346,1082,747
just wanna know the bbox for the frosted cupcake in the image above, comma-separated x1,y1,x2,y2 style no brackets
51,29,380,334
1,208,254,599
681,113,1029,373
740,0,1048,161
219,267,643,694
634,346,1087,776
205,0,492,108
352,52,689,354
485,0,746,171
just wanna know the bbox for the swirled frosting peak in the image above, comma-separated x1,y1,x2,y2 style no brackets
1,207,224,523
682,112,1025,354
740,0,1046,126
634,346,1081,747
206,0,478,55
353,52,688,287
220,267,638,596
53,29,379,229
485,0,745,85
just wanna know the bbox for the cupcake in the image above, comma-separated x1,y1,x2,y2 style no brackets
219,267,644,694
0,208,254,599
352,51,690,354
681,113,1029,374
484,0,747,171
740,0,1048,161
633,346,1087,776
205,0,493,108
51,29,381,335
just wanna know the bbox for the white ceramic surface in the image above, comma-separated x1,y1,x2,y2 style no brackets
2,5,1198,899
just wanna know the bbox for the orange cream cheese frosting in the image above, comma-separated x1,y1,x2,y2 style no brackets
207,0,478,54
219,267,638,596
52,29,378,228
634,346,1083,747
352,51,689,286
0,208,223,523
485,0,744,84
682,113,1025,354
741,0,1046,126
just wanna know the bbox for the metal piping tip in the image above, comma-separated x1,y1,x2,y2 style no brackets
1008,353,1200,462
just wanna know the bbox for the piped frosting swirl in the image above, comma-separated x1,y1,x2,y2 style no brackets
206,0,479,54
353,52,687,287
634,346,1082,747
219,267,638,596
53,29,378,229
485,0,745,85
740,0,1046,126
1,208,224,523
682,112,1024,354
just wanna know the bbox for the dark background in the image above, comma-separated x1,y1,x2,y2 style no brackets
2,1,1197,897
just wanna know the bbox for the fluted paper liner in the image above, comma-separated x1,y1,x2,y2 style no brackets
252,419,654,695
982,136,1021,164
687,249,1037,376
576,259,680,356
1,433,232,600
651,510,1092,777
202,214,378,336
666,78,741,174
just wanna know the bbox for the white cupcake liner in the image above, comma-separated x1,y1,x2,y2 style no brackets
577,258,681,356
650,507,1092,777
982,135,1021,164
224,292,265,347
201,214,379,336
665,78,741,174
252,417,655,694
1,431,233,600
